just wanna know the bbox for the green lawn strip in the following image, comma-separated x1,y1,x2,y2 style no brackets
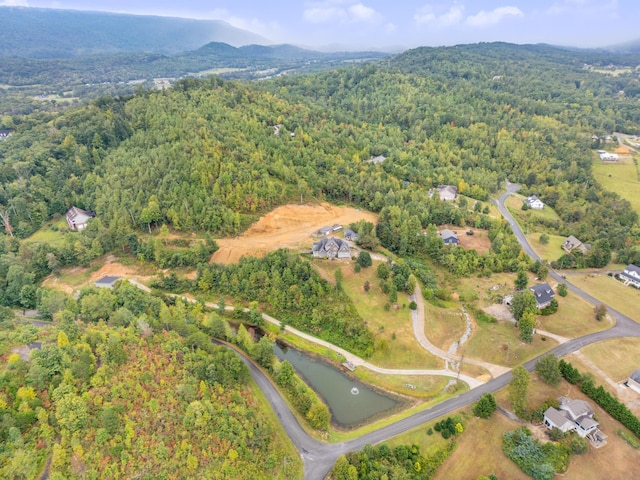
567,273,640,323
462,319,557,367
525,232,565,262
24,218,68,247
506,193,562,224
536,291,610,338
592,157,640,214
578,337,640,382
354,369,454,399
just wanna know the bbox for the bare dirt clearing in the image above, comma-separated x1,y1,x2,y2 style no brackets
211,203,377,264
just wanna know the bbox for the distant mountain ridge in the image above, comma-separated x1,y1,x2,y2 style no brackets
606,38,640,54
0,7,269,58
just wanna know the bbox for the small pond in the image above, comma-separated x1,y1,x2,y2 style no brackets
273,343,398,428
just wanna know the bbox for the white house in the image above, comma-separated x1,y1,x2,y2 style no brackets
620,264,640,288
544,397,602,441
435,185,458,202
524,195,545,210
66,206,95,231
599,152,619,162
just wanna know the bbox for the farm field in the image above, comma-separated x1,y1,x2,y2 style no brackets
210,203,377,264
592,156,640,214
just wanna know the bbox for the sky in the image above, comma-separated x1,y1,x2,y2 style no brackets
1,0,636,51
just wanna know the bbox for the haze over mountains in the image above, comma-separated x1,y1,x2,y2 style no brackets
0,7,269,58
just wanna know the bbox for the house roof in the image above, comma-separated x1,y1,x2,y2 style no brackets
623,264,640,277
438,229,458,241
312,237,350,253
577,417,598,430
368,155,386,164
560,398,593,420
95,276,121,286
563,235,582,249
544,407,573,429
525,195,543,205
629,369,640,383
66,206,95,222
529,282,555,306
436,185,457,197
344,228,358,238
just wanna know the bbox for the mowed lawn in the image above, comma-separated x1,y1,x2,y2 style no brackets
526,232,565,262
592,157,640,214
423,303,468,352
24,218,69,247
579,338,640,382
312,259,441,370
506,193,562,224
568,273,640,323
536,290,611,338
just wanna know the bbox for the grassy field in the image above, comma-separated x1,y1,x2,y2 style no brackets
578,338,640,382
463,318,557,367
355,369,459,399
423,303,468,351
592,157,640,214
24,218,69,247
567,273,640,323
525,232,565,262
454,272,515,306
536,290,611,338
312,260,441,369
506,193,562,224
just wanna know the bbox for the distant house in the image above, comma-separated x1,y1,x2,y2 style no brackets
544,397,604,443
524,195,545,210
626,370,640,394
312,237,350,259
0,129,14,140
367,155,386,164
435,185,458,202
619,264,640,289
438,229,459,245
562,235,591,254
66,206,95,231
599,152,619,162
529,282,555,309
95,276,121,289
344,228,359,241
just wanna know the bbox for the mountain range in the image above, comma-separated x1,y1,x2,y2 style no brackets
0,7,269,58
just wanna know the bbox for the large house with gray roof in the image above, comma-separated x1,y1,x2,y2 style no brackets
544,397,604,445
66,206,95,231
312,237,351,259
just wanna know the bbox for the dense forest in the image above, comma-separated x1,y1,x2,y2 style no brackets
0,283,302,479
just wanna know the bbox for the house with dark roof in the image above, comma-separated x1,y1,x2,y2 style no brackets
620,264,640,289
562,235,591,254
524,195,545,210
344,228,359,241
529,282,555,309
435,185,458,202
312,237,350,259
626,370,640,394
544,397,604,445
95,276,122,289
438,229,459,245
66,206,95,231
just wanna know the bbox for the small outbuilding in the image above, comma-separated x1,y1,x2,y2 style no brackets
627,370,640,394
95,276,122,289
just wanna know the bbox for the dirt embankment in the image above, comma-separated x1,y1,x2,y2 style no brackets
211,203,377,264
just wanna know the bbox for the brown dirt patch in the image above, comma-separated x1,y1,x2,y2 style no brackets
211,203,377,264
615,145,630,154
439,225,492,254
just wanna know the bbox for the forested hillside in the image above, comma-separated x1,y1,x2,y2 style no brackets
0,7,267,58
1,42,640,282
